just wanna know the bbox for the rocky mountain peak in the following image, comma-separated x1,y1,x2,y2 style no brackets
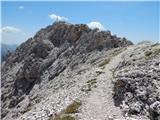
33,22,132,51
3,22,133,68
1,22,136,119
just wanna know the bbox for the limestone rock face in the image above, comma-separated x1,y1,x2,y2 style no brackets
113,43,160,120
1,22,154,120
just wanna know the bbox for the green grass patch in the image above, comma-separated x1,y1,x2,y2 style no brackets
144,48,160,60
53,115,75,120
87,79,97,85
49,115,75,120
64,101,82,114
81,79,97,92
111,47,126,57
48,100,81,120
81,86,92,92
98,58,110,67
144,51,152,57
154,48,160,54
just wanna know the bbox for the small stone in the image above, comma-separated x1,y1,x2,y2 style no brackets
150,101,160,114
129,102,142,114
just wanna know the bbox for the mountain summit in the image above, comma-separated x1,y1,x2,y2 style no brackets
2,22,160,120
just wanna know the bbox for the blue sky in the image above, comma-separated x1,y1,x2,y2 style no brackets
1,1,159,45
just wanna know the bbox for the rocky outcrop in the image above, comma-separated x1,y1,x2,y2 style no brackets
1,22,133,119
113,43,160,120
2,22,160,120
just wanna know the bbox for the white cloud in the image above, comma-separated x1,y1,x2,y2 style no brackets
49,13,68,22
1,26,29,45
18,6,24,9
87,21,106,31
1,26,21,33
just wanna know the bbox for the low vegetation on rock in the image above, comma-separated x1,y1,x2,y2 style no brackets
1,22,159,120
81,79,97,92
48,101,81,120
98,58,110,67
64,101,82,114
49,115,75,120
113,43,160,120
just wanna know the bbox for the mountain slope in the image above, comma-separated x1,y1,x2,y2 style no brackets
1,43,17,61
113,43,160,120
1,22,160,120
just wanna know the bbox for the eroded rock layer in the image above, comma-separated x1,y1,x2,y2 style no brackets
2,22,159,120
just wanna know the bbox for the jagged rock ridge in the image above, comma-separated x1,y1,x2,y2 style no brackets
2,22,159,120
2,22,133,117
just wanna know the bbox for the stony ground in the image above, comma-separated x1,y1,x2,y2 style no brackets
1,22,160,120
77,48,125,120
113,43,160,120
3,42,159,120
1,22,132,120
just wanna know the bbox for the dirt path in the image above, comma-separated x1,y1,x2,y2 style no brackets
78,48,130,120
